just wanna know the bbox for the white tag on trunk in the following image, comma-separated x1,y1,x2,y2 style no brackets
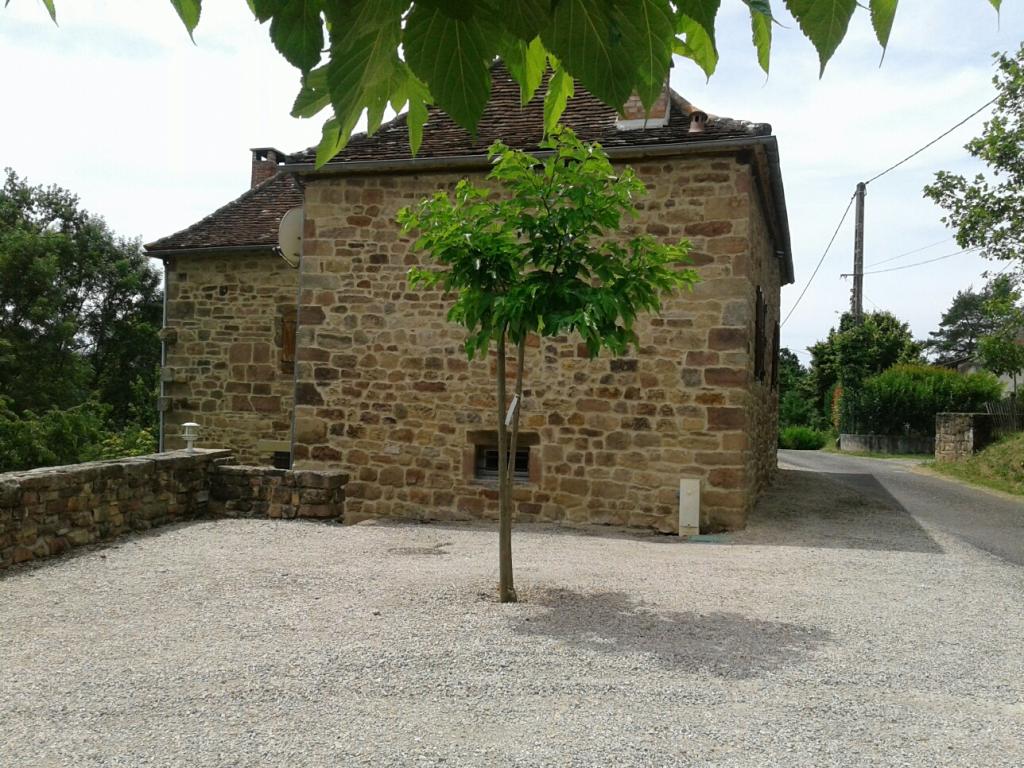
504,395,519,427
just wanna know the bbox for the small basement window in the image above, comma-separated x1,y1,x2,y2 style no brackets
467,430,540,484
475,445,530,482
272,451,291,469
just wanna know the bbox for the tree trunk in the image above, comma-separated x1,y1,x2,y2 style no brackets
499,337,527,602
495,328,517,603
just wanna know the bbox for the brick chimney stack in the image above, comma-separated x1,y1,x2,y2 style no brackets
250,147,285,188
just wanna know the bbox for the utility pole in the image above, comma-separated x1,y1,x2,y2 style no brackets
851,182,866,322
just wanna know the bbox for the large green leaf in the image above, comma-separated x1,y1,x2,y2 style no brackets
614,0,675,108
503,0,551,41
404,3,495,134
169,0,201,39
543,60,575,135
248,0,273,22
784,0,857,75
869,0,898,51
406,84,430,156
749,2,772,74
541,0,634,110
323,0,404,142
291,64,330,118
676,0,720,42
267,0,324,72
675,14,717,79
498,35,547,106
741,0,774,16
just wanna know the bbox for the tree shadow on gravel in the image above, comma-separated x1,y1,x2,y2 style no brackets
730,469,942,554
513,588,831,679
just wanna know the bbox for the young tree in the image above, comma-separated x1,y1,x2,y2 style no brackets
398,129,696,602
14,1,1004,164
925,42,1024,274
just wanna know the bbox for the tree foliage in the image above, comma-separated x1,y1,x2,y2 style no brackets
927,281,1008,365
976,275,1024,391
14,1,1003,165
0,169,162,471
398,129,696,601
808,311,924,422
776,347,817,429
925,43,1024,272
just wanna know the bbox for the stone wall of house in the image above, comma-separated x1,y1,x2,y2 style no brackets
934,413,995,462
162,250,299,465
746,183,782,503
0,449,230,569
209,465,347,520
293,153,783,532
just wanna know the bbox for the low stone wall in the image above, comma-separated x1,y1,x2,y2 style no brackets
0,449,230,569
839,434,935,455
209,465,347,520
1,451,349,571
934,413,995,463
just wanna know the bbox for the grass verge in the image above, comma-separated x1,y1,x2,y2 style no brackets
930,433,1024,497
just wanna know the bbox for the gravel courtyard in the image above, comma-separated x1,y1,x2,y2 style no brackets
2,469,1023,767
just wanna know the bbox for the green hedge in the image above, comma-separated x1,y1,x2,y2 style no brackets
842,364,1003,437
779,426,830,450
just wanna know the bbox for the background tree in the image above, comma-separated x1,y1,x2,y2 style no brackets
808,311,924,424
13,1,1004,164
976,275,1024,393
927,282,1004,365
925,42,1024,274
776,347,816,429
398,130,696,602
0,168,162,471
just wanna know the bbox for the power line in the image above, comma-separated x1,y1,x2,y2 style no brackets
866,237,952,267
843,246,980,277
781,193,856,328
864,97,997,185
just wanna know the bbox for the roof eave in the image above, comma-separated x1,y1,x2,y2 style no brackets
144,243,278,260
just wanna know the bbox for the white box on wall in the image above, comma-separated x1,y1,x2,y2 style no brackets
679,478,700,536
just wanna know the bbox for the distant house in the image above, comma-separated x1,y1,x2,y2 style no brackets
146,65,794,533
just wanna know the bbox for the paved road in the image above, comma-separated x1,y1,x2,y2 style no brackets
779,449,1024,566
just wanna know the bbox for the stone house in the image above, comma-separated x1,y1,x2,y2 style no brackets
146,66,794,533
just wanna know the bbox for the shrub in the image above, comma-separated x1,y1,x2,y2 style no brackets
0,399,156,473
842,364,1003,436
779,426,829,450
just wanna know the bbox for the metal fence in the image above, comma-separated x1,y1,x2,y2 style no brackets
985,396,1022,437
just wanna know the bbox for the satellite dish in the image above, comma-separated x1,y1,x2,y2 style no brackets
277,207,303,268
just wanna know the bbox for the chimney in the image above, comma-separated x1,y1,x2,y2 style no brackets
250,147,284,188
688,110,708,134
616,80,671,131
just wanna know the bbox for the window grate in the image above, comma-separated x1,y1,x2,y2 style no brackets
474,446,530,482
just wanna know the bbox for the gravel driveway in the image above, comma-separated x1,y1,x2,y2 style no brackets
2,468,1023,767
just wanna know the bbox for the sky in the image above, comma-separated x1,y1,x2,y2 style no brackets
1,1,1021,362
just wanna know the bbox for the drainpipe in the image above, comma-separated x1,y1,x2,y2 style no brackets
158,260,168,452
288,203,305,470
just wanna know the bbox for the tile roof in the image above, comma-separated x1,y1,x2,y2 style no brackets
146,63,774,255
145,172,302,254
292,63,771,166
